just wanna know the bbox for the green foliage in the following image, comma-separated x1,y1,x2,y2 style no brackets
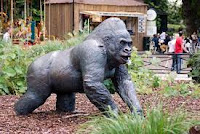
152,76,161,88
0,41,30,95
167,2,183,25
168,24,185,35
0,32,87,95
78,106,196,134
144,0,168,13
159,74,200,98
128,50,160,94
103,79,115,94
102,49,158,94
144,0,169,31
188,52,200,83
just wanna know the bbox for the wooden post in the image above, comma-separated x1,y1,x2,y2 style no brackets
1,0,3,13
24,0,26,21
40,0,42,21
11,0,13,43
44,0,46,39
27,0,29,17
48,2,50,40
5,0,7,22
73,0,74,31
30,0,32,17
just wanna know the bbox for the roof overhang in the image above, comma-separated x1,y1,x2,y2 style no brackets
80,11,146,18
45,0,147,6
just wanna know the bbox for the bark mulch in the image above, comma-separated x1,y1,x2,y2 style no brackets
0,93,199,134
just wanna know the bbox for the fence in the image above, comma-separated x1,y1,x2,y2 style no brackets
140,53,191,74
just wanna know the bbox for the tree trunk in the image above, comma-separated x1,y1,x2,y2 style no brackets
1,0,3,13
44,0,45,39
27,0,29,17
11,0,13,42
40,0,43,21
5,0,7,22
182,0,199,35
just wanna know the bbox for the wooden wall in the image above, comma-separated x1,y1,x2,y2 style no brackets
45,3,73,39
45,3,147,50
74,4,147,50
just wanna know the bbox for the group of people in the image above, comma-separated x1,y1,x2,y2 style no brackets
151,31,200,54
151,31,200,74
2,18,46,44
151,32,171,54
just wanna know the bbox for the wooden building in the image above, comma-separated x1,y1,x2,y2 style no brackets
45,0,147,50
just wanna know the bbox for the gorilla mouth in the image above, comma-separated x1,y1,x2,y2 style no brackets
121,55,131,62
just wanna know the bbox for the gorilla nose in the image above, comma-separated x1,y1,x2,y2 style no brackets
123,47,132,53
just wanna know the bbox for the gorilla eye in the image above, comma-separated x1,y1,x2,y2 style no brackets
129,42,133,47
120,40,126,45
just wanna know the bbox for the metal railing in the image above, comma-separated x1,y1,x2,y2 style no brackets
141,53,191,74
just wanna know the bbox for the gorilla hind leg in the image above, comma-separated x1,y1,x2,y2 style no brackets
56,93,75,112
14,90,51,115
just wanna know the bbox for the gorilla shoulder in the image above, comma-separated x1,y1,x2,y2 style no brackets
73,39,107,57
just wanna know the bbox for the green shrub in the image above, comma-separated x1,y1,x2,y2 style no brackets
102,49,158,94
158,74,200,98
0,32,88,95
128,50,159,94
0,41,30,95
78,106,196,134
188,52,200,83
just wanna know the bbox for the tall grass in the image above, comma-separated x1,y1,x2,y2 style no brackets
78,106,197,134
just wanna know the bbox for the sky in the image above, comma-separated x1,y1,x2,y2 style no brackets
168,0,182,6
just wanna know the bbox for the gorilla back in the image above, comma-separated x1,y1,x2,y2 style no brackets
14,18,143,116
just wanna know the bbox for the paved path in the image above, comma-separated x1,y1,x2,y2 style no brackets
155,73,192,81
139,52,192,81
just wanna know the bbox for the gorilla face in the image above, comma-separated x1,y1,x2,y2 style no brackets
107,31,133,65
117,38,133,64
86,17,133,65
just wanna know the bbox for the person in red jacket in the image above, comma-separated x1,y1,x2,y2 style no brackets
171,32,189,74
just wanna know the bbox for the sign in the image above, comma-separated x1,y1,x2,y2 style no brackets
147,9,157,21
92,15,102,22
147,20,156,26
147,26,157,37
147,21,157,36
138,16,146,33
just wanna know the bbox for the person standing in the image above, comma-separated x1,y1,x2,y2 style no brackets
168,36,176,53
191,32,198,53
3,27,12,42
152,34,159,52
171,32,189,74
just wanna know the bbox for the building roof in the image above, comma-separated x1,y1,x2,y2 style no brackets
46,0,147,6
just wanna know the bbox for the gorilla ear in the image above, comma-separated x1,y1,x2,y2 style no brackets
104,36,111,42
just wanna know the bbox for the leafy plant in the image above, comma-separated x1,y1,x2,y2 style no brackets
0,32,87,95
188,51,200,83
103,79,115,94
78,106,196,134
158,74,200,98
128,50,159,94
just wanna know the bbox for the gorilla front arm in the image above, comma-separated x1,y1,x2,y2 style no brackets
112,65,143,115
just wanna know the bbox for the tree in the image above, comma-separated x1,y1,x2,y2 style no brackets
167,1,182,25
144,0,169,32
182,0,200,35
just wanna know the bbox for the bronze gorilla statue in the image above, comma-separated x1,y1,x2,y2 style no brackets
14,18,143,116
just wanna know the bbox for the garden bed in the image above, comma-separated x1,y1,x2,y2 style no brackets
0,93,199,134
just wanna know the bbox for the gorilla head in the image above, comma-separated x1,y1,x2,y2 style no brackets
86,18,133,65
